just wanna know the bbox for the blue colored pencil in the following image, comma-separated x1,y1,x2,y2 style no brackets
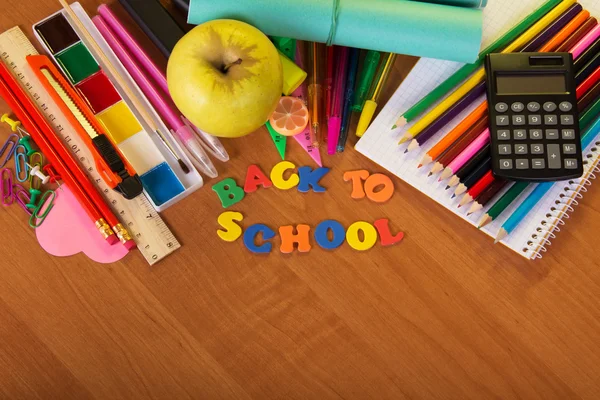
337,48,360,153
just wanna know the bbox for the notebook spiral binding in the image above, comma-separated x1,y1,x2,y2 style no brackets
526,141,600,259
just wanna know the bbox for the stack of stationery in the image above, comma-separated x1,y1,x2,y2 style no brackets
356,0,600,259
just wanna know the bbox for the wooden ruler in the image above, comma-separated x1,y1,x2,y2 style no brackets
0,27,180,265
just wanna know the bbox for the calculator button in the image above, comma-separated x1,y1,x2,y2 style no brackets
515,144,528,154
560,115,574,125
495,102,509,113
562,129,575,139
543,102,557,112
532,159,545,169
499,159,513,170
544,115,558,125
531,144,544,155
496,115,509,126
545,129,559,140
514,129,527,140
528,114,542,125
498,144,511,155
559,101,573,112
527,102,541,112
530,129,543,140
547,144,561,169
511,102,525,112
563,144,577,154
497,129,511,140
516,159,529,170
512,115,526,125
565,159,578,169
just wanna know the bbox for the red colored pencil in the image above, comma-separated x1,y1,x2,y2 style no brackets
458,170,495,208
577,65,600,98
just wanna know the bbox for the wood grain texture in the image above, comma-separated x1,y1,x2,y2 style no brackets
0,0,599,398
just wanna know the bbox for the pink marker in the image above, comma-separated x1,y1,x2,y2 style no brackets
444,129,491,179
93,15,218,178
96,4,229,164
570,24,600,59
327,46,349,155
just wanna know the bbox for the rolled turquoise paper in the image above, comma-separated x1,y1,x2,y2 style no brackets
188,0,483,63
412,0,488,8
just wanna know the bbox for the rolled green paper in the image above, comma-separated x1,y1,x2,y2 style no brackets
188,0,483,63
411,0,488,8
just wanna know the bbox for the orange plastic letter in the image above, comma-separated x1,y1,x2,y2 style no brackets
279,224,311,253
343,170,369,199
364,174,394,203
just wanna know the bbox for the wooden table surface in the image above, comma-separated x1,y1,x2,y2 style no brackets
1,0,600,399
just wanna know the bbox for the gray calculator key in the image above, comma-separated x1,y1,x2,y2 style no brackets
559,101,573,112
511,102,525,112
530,129,543,140
498,144,511,155
532,159,545,169
528,114,542,125
512,115,526,125
563,143,577,154
499,159,513,170
531,144,544,154
562,129,575,139
547,144,561,169
543,102,557,112
497,129,511,140
527,102,541,112
496,115,509,126
544,114,558,125
515,144,528,154
516,159,529,170
561,115,574,125
514,129,527,140
545,129,559,140
565,159,578,169
495,102,508,113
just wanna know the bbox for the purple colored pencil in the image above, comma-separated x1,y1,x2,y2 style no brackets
521,3,583,51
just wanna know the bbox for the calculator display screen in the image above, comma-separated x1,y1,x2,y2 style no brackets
496,74,567,94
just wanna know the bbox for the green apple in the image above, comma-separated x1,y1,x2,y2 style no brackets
167,19,283,138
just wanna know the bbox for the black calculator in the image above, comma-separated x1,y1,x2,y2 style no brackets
485,52,583,181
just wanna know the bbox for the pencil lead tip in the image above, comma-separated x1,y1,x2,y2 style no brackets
404,149,408,154
467,212,472,216
451,194,456,199
391,125,397,130
417,164,422,169
457,204,461,208
445,185,450,190
428,172,432,177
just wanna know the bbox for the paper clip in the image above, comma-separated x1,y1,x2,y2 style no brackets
15,145,28,183
1,168,13,206
13,184,32,216
0,133,19,168
28,151,43,190
29,190,55,229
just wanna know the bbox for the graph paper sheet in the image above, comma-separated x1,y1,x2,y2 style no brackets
356,0,600,259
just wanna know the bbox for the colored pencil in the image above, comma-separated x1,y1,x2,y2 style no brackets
446,144,491,189
439,129,490,181
579,81,600,112
398,0,576,143
477,181,529,228
574,36,600,72
576,51,600,86
452,155,491,197
539,9,590,52
520,3,582,52
580,96,600,129
404,82,486,153
556,17,597,52
418,101,487,165
569,24,600,58
429,116,488,176
458,170,495,208
576,65,600,98
392,0,562,129
467,179,508,216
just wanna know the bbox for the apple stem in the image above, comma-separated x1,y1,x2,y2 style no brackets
222,58,243,72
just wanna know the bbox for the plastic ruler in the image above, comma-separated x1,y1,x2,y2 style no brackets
0,27,180,265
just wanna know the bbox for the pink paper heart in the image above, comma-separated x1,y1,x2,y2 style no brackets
36,184,129,264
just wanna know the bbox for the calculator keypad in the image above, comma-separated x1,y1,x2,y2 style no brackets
490,97,582,181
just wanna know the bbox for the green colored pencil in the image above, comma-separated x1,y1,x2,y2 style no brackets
477,181,529,228
392,0,562,130
580,96,600,130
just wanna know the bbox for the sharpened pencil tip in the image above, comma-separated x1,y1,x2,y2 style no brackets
417,164,422,169
391,125,397,130
404,149,408,154
467,212,472,216
451,194,455,199
445,185,450,190
398,137,408,145
428,172,432,177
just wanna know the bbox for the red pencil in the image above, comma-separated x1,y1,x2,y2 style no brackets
458,170,495,208
577,65,600,98
0,60,134,248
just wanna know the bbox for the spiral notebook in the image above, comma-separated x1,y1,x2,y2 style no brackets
355,0,600,260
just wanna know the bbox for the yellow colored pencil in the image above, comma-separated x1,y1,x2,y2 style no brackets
399,0,576,144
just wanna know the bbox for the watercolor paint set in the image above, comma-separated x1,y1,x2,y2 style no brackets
32,4,203,211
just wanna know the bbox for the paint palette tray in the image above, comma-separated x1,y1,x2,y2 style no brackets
33,4,203,212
